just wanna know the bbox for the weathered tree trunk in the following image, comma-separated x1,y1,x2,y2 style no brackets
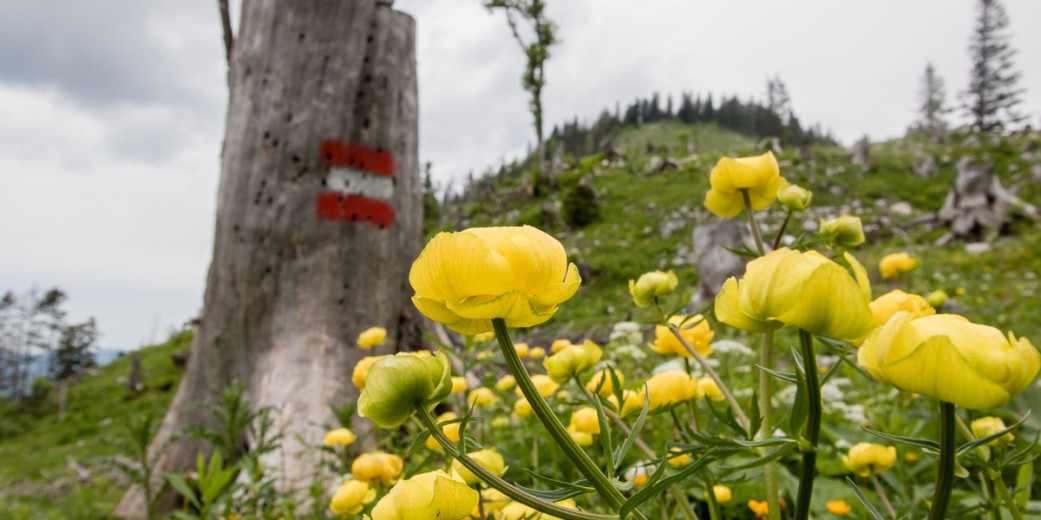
116,1,419,516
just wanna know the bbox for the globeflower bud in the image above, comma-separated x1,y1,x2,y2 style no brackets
450,376,468,395
358,350,453,429
357,326,387,349
569,407,601,434
586,368,623,397
451,448,508,486
329,479,376,516
351,452,404,485
529,346,546,359
513,398,533,419
644,370,698,410
409,226,581,335
323,427,357,447
550,339,573,353
858,313,1040,409
515,374,560,399
495,375,516,391
879,251,917,279
543,340,603,383
467,387,497,407
696,378,725,402
628,270,679,308
369,470,478,520
971,416,1014,446
712,485,732,504
352,355,387,390
425,412,460,451
925,290,949,308
842,442,896,477
652,314,713,357
818,215,865,248
513,342,530,358
777,182,812,212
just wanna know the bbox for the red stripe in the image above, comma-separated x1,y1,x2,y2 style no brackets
319,140,394,176
316,191,395,228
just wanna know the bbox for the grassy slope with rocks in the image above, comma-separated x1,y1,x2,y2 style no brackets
2,121,1040,518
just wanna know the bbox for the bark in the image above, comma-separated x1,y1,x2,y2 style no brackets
115,1,419,516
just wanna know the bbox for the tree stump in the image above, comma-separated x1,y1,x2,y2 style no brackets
936,156,1037,242
115,1,420,516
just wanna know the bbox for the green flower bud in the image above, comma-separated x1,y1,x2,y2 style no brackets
818,215,865,248
925,290,949,308
628,270,679,308
543,339,602,384
777,182,813,212
358,350,453,429
971,416,1014,446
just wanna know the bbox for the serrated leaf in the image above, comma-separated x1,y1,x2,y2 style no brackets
957,412,1030,456
165,473,201,510
706,400,748,439
861,426,940,451
620,449,717,519
846,477,886,520
719,242,761,259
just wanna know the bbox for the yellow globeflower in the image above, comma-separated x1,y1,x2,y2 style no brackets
425,412,460,451
495,375,517,391
842,443,896,477
644,370,698,410
450,376,469,395
551,339,573,353
357,326,387,349
358,351,453,429
467,387,497,408
529,346,546,359
629,270,679,308
472,331,495,343
351,452,404,485
409,226,581,335
569,407,601,434
667,448,691,467
971,416,1015,446
586,368,623,397
826,499,852,515
568,426,595,447
480,488,510,513
513,342,530,358
499,502,542,520
323,427,357,447
329,479,376,516
369,470,478,520
513,398,534,419
818,215,865,248
748,500,770,518
777,182,812,212
696,378,725,402
515,375,560,399
858,312,1040,409
704,151,785,218
652,314,713,357
352,355,387,390
452,448,508,486
543,340,603,383
715,248,875,341
609,389,645,416
869,289,935,327
879,252,917,279
712,484,732,504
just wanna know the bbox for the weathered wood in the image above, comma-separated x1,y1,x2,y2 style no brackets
116,1,419,516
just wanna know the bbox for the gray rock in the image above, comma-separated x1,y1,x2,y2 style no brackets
890,202,914,217
913,154,938,178
965,242,992,255
689,220,754,309
849,136,870,166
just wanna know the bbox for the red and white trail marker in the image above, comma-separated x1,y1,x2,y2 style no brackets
316,140,396,228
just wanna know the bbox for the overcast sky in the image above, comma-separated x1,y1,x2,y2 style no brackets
1,0,1039,349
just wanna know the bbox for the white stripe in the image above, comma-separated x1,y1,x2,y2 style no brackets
327,168,394,200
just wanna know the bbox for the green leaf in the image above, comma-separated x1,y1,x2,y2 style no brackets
613,385,650,469
846,477,886,520
590,394,616,478
718,444,793,473
620,449,717,519
861,426,940,451
518,471,594,501
819,342,850,386
1015,461,1032,509
757,364,799,383
165,473,201,510
705,400,748,439
788,372,808,439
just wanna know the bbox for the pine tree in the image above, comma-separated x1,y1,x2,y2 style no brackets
913,63,950,140
963,0,1024,133
50,318,97,380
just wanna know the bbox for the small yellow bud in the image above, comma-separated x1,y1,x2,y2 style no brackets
777,182,812,211
528,346,546,359
467,387,497,408
351,452,404,485
711,484,732,504
495,375,516,391
450,376,469,395
826,499,852,515
628,270,679,308
452,448,507,486
879,251,917,279
818,215,865,248
329,479,376,516
357,327,387,349
513,398,533,419
586,368,623,397
925,290,949,308
543,340,603,384
971,416,1014,446
323,427,356,447
842,442,896,477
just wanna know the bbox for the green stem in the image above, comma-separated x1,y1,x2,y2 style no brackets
666,323,750,431
870,474,898,520
758,331,782,520
741,189,767,256
928,402,956,520
793,330,821,520
771,209,792,251
956,415,1023,520
415,406,613,520
492,319,636,517
991,469,1025,520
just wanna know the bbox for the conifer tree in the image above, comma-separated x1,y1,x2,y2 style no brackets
963,0,1024,133
913,63,950,140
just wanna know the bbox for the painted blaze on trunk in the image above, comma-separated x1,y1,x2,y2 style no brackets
116,1,420,516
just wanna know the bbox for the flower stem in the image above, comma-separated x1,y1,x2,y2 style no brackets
415,405,613,520
793,330,821,520
758,331,781,520
771,209,792,251
667,323,750,431
991,469,1025,520
928,401,956,520
741,189,767,256
870,474,898,520
492,319,638,517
